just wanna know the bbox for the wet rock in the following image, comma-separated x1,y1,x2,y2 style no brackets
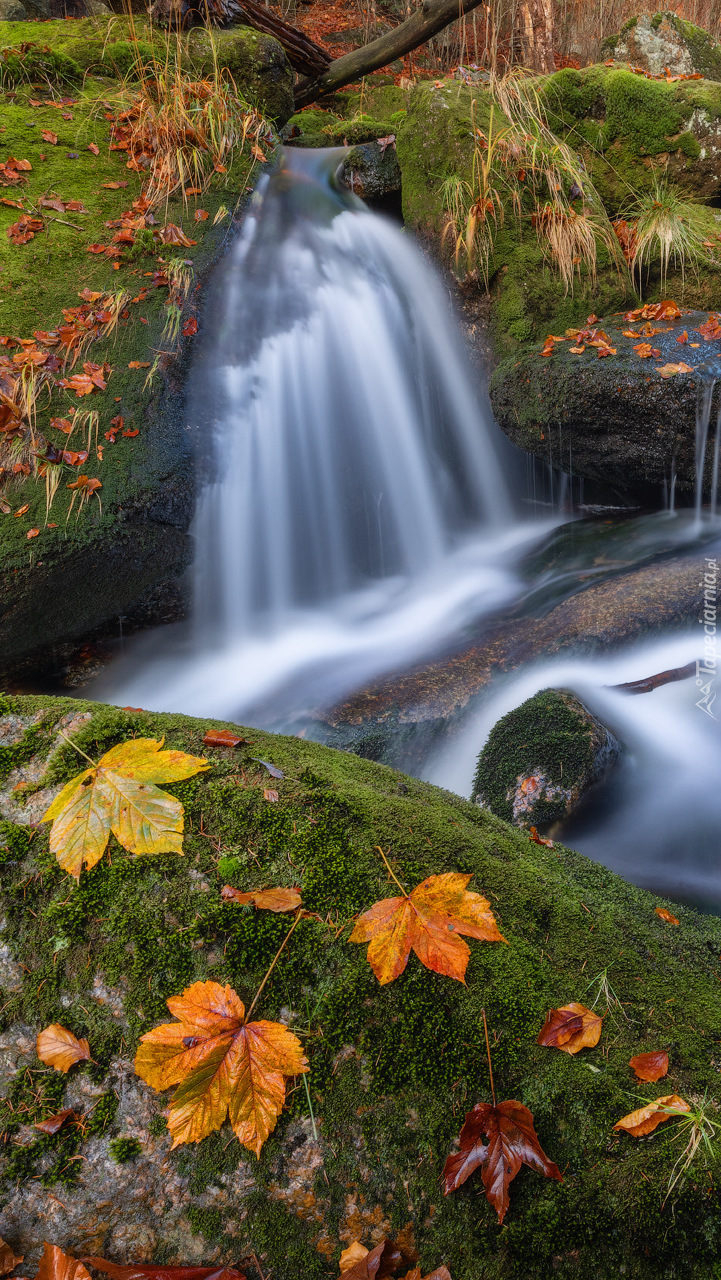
490,311,721,499
471,688,622,825
317,544,711,771
604,12,721,80
339,138,401,202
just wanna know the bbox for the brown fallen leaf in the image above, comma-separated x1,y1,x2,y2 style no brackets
677,330,688,344
629,1050,669,1082
41,130,58,145
27,528,39,539
36,1244,91,1280
351,869,505,985
13,504,29,516
537,1003,603,1054
633,343,661,358
444,1098,562,1224
613,1094,690,1137
34,1106,76,1135
568,344,585,354
0,1237,22,1277
128,360,151,368
221,885,302,913
134,979,308,1154
88,142,100,155
81,1261,246,1280
263,787,279,802
336,1241,401,1280
160,224,196,247
36,1023,90,1072
183,317,198,336
202,729,246,748
655,362,693,378
655,906,680,925
194,209,209,222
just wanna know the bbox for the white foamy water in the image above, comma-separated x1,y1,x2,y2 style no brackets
99,148,544,724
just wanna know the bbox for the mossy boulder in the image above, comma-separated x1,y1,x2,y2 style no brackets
490,307,721,499
471,688,622,826
0,48,278,674
0,18,294,122
542,63,721,206
2,694,721,1276
603,11,721,81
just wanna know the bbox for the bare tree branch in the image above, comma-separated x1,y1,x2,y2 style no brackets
293,0,488,108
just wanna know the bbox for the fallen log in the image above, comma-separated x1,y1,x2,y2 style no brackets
294,0,488,107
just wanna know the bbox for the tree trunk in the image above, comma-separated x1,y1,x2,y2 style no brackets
294,0,489,108
150,0,333,78
513,0,555,73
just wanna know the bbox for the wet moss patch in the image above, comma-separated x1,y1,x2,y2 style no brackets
1,695,721,1276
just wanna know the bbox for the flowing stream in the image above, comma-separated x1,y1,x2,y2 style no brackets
98,147,721,907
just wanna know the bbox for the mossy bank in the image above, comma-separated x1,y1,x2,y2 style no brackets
2,694,721,1278
0,18,292,674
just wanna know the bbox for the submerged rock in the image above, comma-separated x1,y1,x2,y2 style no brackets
471,688,622,825
339,138,401,203
603,11,721,81
2,694,721,1277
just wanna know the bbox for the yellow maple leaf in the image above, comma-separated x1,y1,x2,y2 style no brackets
36,1022,90,1072
134,979,308,1155
42,737,209,879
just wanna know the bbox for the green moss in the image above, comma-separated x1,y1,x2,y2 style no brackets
2,695,721,1275
0,42,81,89
108,1134,142,1162
471,688,608,822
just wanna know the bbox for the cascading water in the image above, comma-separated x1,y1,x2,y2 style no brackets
100,149,543,723
97,146,721,908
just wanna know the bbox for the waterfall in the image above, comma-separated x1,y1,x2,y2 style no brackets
101,148,539,725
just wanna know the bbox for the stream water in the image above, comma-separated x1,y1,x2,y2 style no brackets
97,147,721,908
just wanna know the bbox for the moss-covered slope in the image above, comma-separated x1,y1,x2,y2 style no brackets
0,19,291,670
2,694,721,1278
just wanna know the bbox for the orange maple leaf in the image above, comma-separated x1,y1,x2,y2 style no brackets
613,1094,690,1137
350,868,505,985
537,1003,603,1054
134,979,308,1154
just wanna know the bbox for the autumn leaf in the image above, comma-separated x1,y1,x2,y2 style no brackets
0,1237,22,1276
128,360,151,368
88,142,100,155
655,907,680,925
160,223,196,247
613,1094,690,1137
194,209,209,221
221,885,302,913
264,788,279,802
202,729,248,747
36,1244,91,1280
183,317,198,336
41,736,209,879
41,130,58,145
350,870,505,985
444,1099,562,1224
134,979,308,1154
336,1242,401,1280
537,1003,603,1054
37,1023,90,1072
677,330,688,344
529,826,553,847
81,1261,246,1280
629,1050,669,1082
655,362,693,378
27,528,39,539
633,343,661,358
34,1106,76,1134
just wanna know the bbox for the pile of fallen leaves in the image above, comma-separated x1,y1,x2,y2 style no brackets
536,299,716,377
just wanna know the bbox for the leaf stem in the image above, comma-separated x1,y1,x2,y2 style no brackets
56,728,97,769
375,845,407,895
302,1070,318,1141
482,1007,496,1108
245,910,302,1023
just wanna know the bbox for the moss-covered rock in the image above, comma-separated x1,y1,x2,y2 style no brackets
542,63,721,206
0,18,294,122
2,694,721,1276
0,21,289,674
489,307,721,498
471,688,622,825
603,11,721,81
